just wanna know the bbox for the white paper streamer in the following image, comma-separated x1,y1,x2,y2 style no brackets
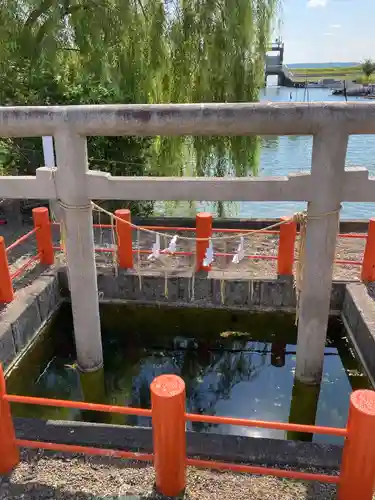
203,239,214,267
148,234,161,260
232,236,245,264
163,235,178,255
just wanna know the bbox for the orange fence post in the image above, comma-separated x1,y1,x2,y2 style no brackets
32,207,54,265
338,390,375,500
277,216,297,276
361,218,375,282
196,212,212,271
151,374,186,497
0,364,20,474
0,236,14,303
115,209,133,269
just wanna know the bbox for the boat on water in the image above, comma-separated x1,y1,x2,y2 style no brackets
333,83,375,97
302,78,343,89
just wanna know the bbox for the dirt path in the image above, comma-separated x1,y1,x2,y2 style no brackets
0,450,338,500
129,230,365,281
0,221,367,299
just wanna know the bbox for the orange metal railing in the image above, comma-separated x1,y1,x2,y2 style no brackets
0,207,53,303
1,366,375,498
1,207,374,304
185,412,347,436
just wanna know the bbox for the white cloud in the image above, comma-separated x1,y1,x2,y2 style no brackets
307,0,328,7
330,24,341,28
323,32,334,36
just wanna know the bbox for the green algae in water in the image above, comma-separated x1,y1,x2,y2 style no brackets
6,302,370,444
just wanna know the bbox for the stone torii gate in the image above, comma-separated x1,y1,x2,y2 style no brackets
0,103,375,383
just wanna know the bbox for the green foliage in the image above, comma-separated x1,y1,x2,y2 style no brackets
362,59,375,79
0,0,279,215
353,74,375,84
0,139,16,175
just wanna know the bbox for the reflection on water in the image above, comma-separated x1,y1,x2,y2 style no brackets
7,303,369,444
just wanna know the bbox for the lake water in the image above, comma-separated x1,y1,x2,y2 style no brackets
239,86,375,220
7,303,369,445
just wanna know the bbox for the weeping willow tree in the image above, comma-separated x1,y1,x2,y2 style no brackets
0,0,279,213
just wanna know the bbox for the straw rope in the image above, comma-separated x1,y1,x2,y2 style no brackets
91,201,296,242
293,211,307,325
91,201,341,316
56,199,341,321
56,199,340,245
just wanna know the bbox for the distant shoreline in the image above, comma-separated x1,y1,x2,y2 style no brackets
286,62,359,69
290,65,359,74
285,65,374,83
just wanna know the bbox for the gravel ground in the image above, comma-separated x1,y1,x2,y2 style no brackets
0,219,368,310
2,222,366,282
130,230,366,281
0,450,338,500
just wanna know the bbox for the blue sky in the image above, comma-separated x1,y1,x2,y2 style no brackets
280,0,375,63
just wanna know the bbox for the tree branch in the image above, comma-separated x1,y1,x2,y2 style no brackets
23,0,54,30
136,0,147,19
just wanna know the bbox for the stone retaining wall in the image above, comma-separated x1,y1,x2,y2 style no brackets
0,265,348,372
342,284,375,385
59,267,346,313
0,271,61,370
3,265,375,386
2,266,375,470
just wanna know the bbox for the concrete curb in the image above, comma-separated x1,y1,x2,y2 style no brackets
116,215,370,234
14,417,342,470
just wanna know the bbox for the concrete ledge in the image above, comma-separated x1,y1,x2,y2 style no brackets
129,215,369,234
58,268,346,313
0,272,62,369
14,417,342,470
342,284,375,385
